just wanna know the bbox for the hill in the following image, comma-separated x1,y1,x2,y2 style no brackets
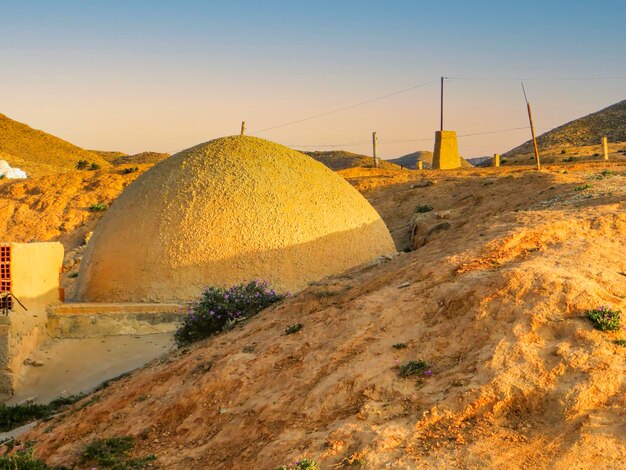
389,150,474,169
506,99,626,156
303,150,403,171
113,151,171,165
388,150,434,169
90,150,128,162
0,113,110,176
24,161,626,469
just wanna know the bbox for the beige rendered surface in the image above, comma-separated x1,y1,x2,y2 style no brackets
47,302,186,338
0,242,63,398
432,130,462,169
8,333,173,404
77,136,396,302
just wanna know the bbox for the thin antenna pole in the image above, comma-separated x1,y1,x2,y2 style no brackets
240,121,246,136
372,132,379,168
440,76,445,131
521,82,541,170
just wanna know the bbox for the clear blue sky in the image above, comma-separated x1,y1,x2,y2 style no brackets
1,0,625,157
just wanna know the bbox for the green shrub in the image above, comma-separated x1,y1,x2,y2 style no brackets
392,343,407,349
88,202,108,212
89,162,101,171
586,306,622,332
563,156,576,162
81,436,155,469
174,280,284,347
560,149,567,154
285,324,303,335
275,459,321,470
76,159,89,170
574,184,592,191
415,204,433,213
614,339,626,347
399,360,432,378
0,404,51,432
0,447,55,469
122,167,139,175
0,394,83,432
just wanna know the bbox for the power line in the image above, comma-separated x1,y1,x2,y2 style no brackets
447,76,626,81
249,78,439,135
287,126,541,149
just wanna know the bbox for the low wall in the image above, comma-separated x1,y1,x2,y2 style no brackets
47,303,187,338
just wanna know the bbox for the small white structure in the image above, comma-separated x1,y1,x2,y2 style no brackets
0,160,27,179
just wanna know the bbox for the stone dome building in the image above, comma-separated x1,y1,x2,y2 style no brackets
77,136,396,302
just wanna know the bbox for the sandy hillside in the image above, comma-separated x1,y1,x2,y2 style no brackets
0,113,110,176
506,99,626,156
502,141,626,167
21,160,626,469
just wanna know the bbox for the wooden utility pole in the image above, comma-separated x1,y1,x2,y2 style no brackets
372,132,379,168
602,136,609,160
240,121,246,136
521,83,541,170
440,76,445,131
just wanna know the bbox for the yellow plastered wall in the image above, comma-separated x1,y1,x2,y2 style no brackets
432,131,462,170
0,242,63,398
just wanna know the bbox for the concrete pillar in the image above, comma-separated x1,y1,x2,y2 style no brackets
432,130,461,170
602,137,609,160
494,154,500,167
417,160,423,170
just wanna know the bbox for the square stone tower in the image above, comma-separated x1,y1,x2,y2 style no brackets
432,131,462,170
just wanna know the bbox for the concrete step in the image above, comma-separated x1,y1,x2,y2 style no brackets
47,302,188,338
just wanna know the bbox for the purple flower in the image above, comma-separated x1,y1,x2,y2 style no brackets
423,369,433,377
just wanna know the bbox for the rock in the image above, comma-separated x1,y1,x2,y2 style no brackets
411,180,434,189
24,358,44,367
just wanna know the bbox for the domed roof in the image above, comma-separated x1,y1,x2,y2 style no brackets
77,136,396,302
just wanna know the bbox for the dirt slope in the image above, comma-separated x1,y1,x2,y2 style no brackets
506,99,626,156
0,166,147,247
502,141,626,167
0,113,110,176
25,162,626,469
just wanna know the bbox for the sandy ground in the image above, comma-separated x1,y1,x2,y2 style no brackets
20,161,626,469
9,334,173,405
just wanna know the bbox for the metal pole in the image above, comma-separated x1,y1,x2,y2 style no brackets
522,83,541,170
372,132,379,168
240,121,246,136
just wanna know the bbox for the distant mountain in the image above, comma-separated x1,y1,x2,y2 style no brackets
388,151,434,169
506,99,626,156
302,150,402,171
0,113,109,176
466,156,492,167
389,150,473,169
